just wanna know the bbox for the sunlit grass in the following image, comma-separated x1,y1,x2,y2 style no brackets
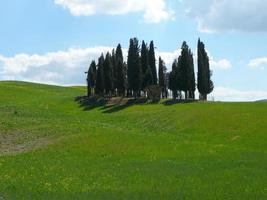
0,81,266,199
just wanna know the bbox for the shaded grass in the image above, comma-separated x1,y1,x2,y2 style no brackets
0,81,267,199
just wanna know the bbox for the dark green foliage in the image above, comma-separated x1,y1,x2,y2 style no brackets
141,41,150,89
103,53,114,96
168,42,195,100
127,38,142,97
177,42,195,99
158,57,168,98
188,49,196,99
197,39,214,100
117,60,126,96
143,64,153,87
87,60,97,96
111,49,117,93
148,41,157,85
178,42,189,97
115,44,124,95
116,44,123,62
168,60,178,99
95,54,105,95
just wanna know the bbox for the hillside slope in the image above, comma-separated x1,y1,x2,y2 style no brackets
0,81,267,200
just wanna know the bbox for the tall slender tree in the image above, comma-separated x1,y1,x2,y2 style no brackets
169,60,178,99
116,44,126,96
158,57,167,98
197,39,214,100
111,49,117,95
177,41,195,99
143,64,153,88
95,54,105,95
141,41,149,89
148,41,157,85
103,52,114,97
87,60,97,97
127,38,142,98
188,49,196,99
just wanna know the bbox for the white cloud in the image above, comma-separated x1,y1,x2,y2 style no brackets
156,49,181,69
0,47,113,85
183,0,267,32
213,87,267,102
0,46,181,85
0,45,232,87
54,0,175,23
203,50,232,70
157,48,232,71
248,57,267,69
210,59,232,70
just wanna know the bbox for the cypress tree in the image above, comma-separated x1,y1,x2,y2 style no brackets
197,39,214,100
141,41,149,89
178,42,189,99
148,41,157,85
95,54,105,96
115,44,125,96
168,60,178,99
188,49,196,99
117,59,126,96
111,49,117,95
158,57,167,98
116,44,123,62
177,41,195,99
175,59,183,99
103,52,114,97
143,64,153,88
87,60,97,97
127,38,142,98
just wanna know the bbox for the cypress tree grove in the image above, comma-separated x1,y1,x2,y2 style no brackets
85,38,214,101
103,52,114,97
127,38,142,98
95,54,105,95
158,57,167,98
197,39,214,100
87,60,97,97
148,41,157,85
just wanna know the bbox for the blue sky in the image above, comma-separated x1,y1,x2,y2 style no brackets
0,0,267,101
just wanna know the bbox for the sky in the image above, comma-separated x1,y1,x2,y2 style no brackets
0,0,267,101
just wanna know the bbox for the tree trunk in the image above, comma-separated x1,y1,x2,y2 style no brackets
185,91,188,100
203,94,207,101
87,86,91,97
173,90,178,99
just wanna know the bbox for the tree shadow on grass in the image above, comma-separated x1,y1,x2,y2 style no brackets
75,96,108,111
75,96,150,113
76,96,197,113
162,99,197,106
102,98,149,113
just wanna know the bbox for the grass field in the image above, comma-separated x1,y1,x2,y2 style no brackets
0,81,267,200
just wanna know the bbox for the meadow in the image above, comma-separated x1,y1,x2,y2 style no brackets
0,81,266,199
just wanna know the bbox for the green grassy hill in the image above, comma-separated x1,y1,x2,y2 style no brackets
0,81,267,200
